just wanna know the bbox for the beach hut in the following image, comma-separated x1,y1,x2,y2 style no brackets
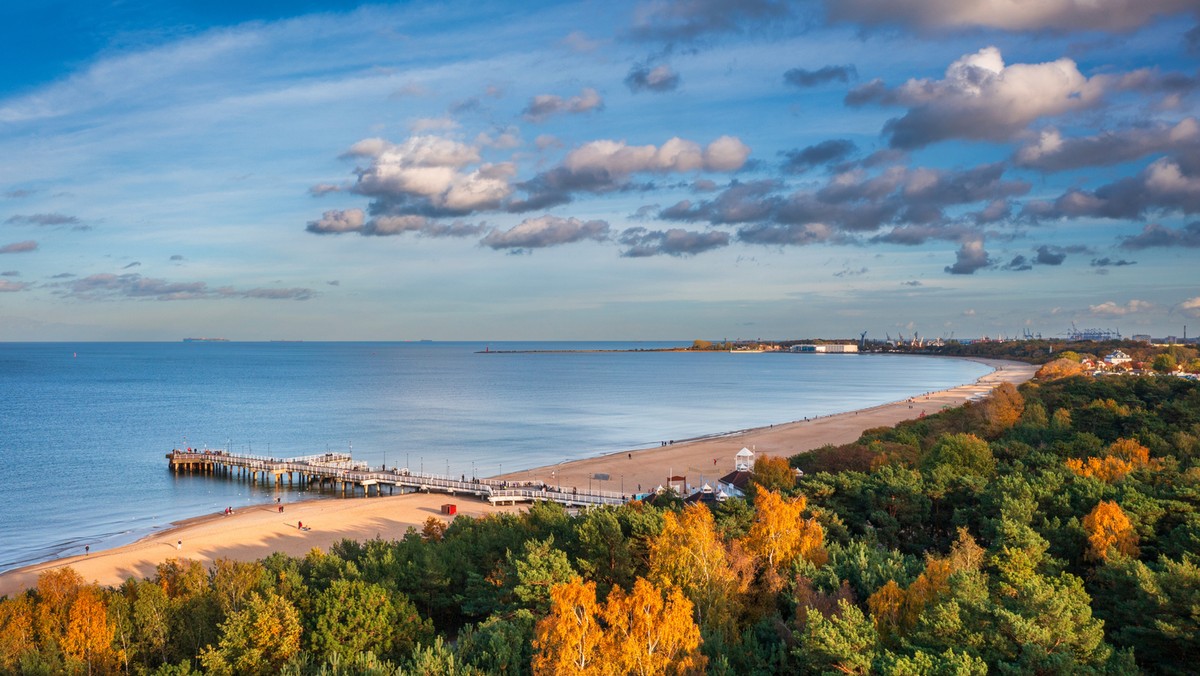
735,447,755,471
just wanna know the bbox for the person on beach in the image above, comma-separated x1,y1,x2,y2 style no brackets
84,545,89,556
298,521,303,530
177,540,182,550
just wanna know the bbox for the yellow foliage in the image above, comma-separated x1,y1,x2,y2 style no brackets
0,596,35,671
866,580,905,642
1035,358,1085,380
1066,456,1135,482
743,489,826,570
902,558,952,630
1082,500,1139,562
648,504,747,642
61,585,118,672
533,577,603,675
1066,437,1152,483
601,578,706,676
1107,438,1150,465
981,382,1024,435
751,455,795,493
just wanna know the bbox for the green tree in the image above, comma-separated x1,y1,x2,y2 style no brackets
309,579,432,663
794,599,878,675
1153,353,1178,373
199,592,302,675
511,535,577,614
920,433,995,479
458,610,536,676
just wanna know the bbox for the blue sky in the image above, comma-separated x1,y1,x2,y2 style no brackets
1,0,1198,341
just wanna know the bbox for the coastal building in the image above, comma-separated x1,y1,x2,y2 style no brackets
717,470,752,498
735,447,755,471
1105,350,1132,366
789,343,859,353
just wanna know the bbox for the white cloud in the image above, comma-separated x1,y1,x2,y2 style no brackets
482,215,610,249
1089,299,1155,315
853,46,1107,148
522,87,604,122
306,209,365,234
564,136,750,175
1180,297,1200,317
827,0,1196,32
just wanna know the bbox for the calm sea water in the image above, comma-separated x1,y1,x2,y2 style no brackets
0,342,990,572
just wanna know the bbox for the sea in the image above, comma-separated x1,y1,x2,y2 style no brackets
0,341,991,573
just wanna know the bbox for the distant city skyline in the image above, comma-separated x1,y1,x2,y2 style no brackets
1,1,1197,341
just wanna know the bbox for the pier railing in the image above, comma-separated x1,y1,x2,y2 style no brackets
166,449,626,507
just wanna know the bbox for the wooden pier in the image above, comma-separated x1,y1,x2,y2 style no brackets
166,449,627,507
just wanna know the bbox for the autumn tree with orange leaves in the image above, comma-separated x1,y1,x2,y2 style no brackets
532,577,603,675
1082,501,1139,562
600,578,705,676
648,503,751,642
742,488,826,571
1067,438,1151,482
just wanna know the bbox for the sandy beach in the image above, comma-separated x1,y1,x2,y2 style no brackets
0,356,1035,598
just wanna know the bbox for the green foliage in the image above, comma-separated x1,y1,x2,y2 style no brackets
794,599,877,675
309,579,432,663
920,433,996,479
457,610,536,675
510,536,576,614
199,592,302,675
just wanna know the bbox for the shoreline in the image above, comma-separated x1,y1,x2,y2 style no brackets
0,356,1036,597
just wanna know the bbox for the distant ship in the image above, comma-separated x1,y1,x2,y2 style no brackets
182,337,230,342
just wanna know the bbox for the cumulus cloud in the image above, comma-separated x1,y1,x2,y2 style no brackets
306,208,485,238
1089,299,1154,315
481,215,610,250
781,139,857,173
339,135,514,216
1034,245,1067,265
1029,158,1200,221
5,213,80,227
625,64,681,93
824,0,1196,32
1004,255,1032,271
784,65,857,88
0,240,38,254
306,209,365,234
618,226,729,257
1091,257,1137,267
522,88,604,122
561,30,601,52
1015,118,1200,172
848,46,1106,148
0,279,27,292
944,238,991,274
1181,296,1200,317
1120,221,1200,249
630,0,792,41
666,162,1026,252
737,221,845,246
514,136,751,210
59,273,312,302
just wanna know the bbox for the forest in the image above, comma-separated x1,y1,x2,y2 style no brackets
1,373,1198,674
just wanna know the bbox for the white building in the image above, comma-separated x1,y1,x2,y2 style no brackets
1104,350,1132,365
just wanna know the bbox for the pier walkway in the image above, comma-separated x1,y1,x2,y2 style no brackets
167,449,626,508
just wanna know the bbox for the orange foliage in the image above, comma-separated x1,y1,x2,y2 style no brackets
1035,358,1085,380
0,596,35,671
981,382,1024,435
743,489,826,570
648,504,747,641
1066,437,1152,483
35,567,84,642
421,516,448,542
601,578,706,676
867,555,957,641
1082,500,1139,562
752,455,795,493
533,577,603,675
61,585,118,672
866,580,905,642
